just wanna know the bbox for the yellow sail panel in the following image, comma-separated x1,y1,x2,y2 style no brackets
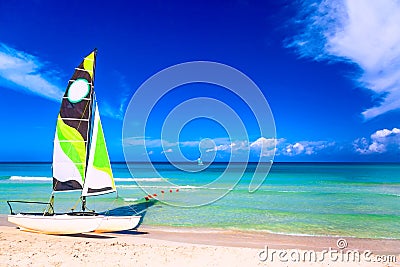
83,50,95,79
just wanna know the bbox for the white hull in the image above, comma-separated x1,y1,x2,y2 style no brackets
8,214,103,235
94,216,141,232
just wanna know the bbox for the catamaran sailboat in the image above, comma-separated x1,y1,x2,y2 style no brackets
7,49,140,234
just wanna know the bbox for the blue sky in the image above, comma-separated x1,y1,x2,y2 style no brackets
1,0,400,162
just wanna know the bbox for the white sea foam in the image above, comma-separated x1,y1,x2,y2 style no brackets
240,228,348,238
117,184,232,191
122,197,139,202
114,177,165,182
113,178,136,182
118,185,179,189
9,176,52,182
117,184,201,189
132,178,165,182
276,190,310,193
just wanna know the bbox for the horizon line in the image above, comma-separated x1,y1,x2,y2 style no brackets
0,161,400,164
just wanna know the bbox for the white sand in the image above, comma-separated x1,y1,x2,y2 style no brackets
0,224,399,267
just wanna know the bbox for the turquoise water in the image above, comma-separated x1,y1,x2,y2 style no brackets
0,162,399,239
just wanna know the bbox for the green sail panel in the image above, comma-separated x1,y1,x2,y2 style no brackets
82,104,116,196
53,50,97,191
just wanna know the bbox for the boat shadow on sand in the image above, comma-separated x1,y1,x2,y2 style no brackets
69,229,149,239
97,198,158,231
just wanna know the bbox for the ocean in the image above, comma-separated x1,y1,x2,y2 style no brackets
0,162,399,239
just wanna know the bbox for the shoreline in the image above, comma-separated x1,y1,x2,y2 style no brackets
2,213,399,245
1,215,399,254
140,223,400,240
1,215,399,266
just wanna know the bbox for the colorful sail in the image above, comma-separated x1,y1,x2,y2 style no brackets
52,50,96,191
82,104,116,196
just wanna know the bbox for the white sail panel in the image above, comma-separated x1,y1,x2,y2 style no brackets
82,105,116,196
52,133,85,190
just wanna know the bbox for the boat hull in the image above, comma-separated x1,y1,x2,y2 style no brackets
8,214,103,235
94,216,141,233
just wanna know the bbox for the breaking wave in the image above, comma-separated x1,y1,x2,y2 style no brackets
9,176,52,182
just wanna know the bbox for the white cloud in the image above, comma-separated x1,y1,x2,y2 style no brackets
200,137,335,158
285,142,304,155
204,139,251,154
0,43,63,100
206,144,227,152
123,137,177,148
124,136,342,159
354,127,400,154
288,0,400,119
250,137,281,157
250,137,277,148
372,128,400,138
282,141,335,156
124,136,282,158
161,148,173,154
197,137,283,158
179,140,200,147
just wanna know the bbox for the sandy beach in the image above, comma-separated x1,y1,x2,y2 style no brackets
0,215,399,267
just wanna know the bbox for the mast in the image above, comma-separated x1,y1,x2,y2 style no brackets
82,49,97,212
